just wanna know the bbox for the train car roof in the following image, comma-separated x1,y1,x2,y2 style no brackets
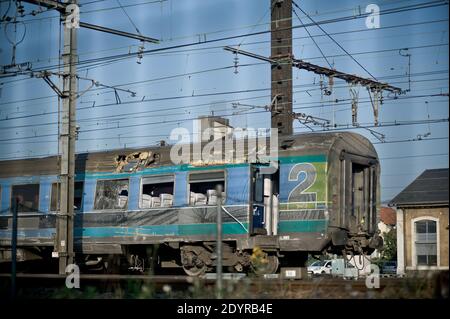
0,131,377,178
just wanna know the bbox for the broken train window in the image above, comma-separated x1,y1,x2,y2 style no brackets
94,179,129,210
11,184,40,213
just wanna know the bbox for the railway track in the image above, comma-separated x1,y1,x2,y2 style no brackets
0,272,404,283
0,272,409,299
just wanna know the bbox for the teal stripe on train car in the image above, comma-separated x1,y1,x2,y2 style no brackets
0,223,248,240
278,154,327,164
278,220,327,233
81,163,250,179
75,222,248,238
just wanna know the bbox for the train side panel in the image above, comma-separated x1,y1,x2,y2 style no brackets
277,154,330,252
0,164,253,253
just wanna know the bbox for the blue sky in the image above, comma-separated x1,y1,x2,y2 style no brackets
0,0,448,202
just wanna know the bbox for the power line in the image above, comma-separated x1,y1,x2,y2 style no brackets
46,1,450,71
1,22,448,88
1,51,447,110
2,17,445,79
380,153,448,160
0,82,447,134
2,0,446,81
0,110,447,142
373,137,449,145
292,6,332,68
1,0,167,22
115,0,142,35
0,78,447,126
292,0,377,79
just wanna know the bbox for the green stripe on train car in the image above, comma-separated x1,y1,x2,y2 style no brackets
278,220,327,233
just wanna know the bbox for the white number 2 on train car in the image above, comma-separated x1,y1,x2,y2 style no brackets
287,163,317,203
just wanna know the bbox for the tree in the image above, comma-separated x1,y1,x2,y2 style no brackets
381,228,397,261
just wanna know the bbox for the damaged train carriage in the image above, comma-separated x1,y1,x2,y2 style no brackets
0,132,382,275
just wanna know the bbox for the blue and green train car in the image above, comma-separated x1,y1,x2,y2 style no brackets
0,132,382,275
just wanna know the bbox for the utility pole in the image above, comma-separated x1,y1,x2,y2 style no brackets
10,198,18,299
271,0,293,137
216,184,223,299
19,0,78,275
56,0,78,274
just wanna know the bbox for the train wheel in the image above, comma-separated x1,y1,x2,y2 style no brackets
180,245,210,277
182,263,207,277
251,254,279,275
104,255,121,274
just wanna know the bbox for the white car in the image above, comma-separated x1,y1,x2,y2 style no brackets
307,260,332,275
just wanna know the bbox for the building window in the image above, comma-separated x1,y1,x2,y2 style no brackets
140,175,174,208
94,179,129,210
11,184,40,213
189,171,225,206
415,220,438,266
50,182,84,211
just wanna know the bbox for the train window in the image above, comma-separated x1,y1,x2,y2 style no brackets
253,172,264,204
11,184,40,213
188,171,225,206
140,175,174,208
351,164,365,217
50,182,84,211
94,179,129,210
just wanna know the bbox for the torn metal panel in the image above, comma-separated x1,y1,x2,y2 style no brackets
114,151,156,173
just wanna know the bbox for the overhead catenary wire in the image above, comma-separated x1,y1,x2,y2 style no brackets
1,46,447,108
292,0,379,80
115,0,142,36
292,6,333,69
1,17,447,80
0,77,447,126
1,0,446,81
0,110,447,142
2,134,447,147
0,81,447,134
0,0,446,161
1,19,448,89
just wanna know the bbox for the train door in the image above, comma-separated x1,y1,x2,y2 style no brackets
341,152,378,234
250,165,279,236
